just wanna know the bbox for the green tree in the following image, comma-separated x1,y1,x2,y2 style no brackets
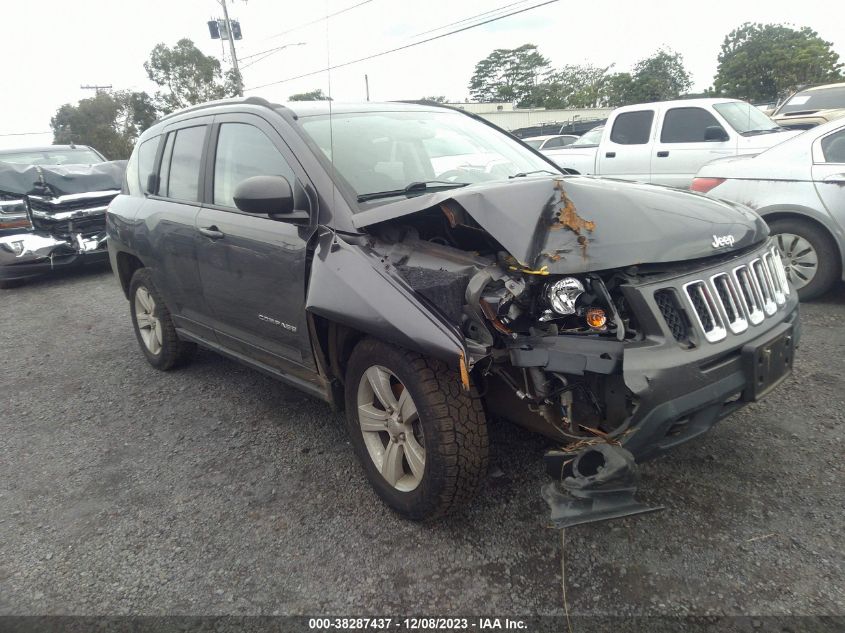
287,89,332,101
144,38,239,113
714,23,844,102
468,44,550,106
625,49,692,103
539,64,614,108
50,91,156,160
601,72,636,107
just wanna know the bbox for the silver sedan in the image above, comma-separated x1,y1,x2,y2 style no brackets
693,119,845,300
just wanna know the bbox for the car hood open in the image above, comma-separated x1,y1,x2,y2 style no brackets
352,176,768,274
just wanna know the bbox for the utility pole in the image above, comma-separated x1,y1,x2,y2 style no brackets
364,75,370,101
80,84,112,95
219,0,242,96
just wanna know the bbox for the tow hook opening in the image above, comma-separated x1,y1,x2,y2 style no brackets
541,444,664,529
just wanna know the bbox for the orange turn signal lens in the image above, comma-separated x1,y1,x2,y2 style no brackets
585,307,607,329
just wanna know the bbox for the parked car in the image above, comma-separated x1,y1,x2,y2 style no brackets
108,98,799,522
544,98,799,188
0,145,124,288
693,118,845,300
523,134,578,151
771,82,845,130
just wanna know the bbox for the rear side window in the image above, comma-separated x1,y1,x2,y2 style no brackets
610,111,654,145
161,126,206,202
821,130,845,163
661,107,725,143
212,123,295,208
544,137,564,149
137,136,161,194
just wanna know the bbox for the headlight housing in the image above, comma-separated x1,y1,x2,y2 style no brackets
545,277,584,315
0,197,33,233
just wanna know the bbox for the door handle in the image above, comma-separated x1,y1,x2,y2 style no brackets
656,151,669,158
822,173,845,184
198,226,225,240
605,152,616,158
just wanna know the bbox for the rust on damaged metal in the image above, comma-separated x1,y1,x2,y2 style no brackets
552,178,595,257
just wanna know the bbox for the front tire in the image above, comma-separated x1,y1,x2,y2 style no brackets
129,268,196,370
344,339,489,521
769,218,840,301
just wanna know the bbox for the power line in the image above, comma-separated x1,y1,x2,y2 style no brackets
260,0,374,44
245,0,559,92
240,42,306,69
406,0,534,40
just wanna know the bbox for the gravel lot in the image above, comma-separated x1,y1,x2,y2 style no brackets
1,266,843,626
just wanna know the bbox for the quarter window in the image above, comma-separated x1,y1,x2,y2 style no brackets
661,107,726,143
137,136,161,195
213,123,295,208
162,126,206,202
610,111,654,145
821,130,845,163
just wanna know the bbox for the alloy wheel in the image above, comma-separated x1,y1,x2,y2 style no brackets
134,286,163,356
776,232,818,291
356,365,425,492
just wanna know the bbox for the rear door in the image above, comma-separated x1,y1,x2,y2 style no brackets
195,112,318,372
595,109,655,182
651,106,735,188
143,118,216,341
812,127,845,223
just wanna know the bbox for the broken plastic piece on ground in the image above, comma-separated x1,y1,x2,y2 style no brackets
541,444,663,528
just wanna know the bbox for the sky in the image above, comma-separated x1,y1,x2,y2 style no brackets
1,0,844,149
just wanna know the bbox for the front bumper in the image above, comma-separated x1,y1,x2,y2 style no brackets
0,231,109,283
509,240,801,462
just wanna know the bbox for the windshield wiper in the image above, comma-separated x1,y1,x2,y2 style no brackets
509,169,558,179
357,180,469,203
743,128,785,136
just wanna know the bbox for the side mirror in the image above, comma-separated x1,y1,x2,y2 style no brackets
233,175,309,222
704,126,729,142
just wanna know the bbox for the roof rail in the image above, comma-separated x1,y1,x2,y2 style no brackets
156,96,276,124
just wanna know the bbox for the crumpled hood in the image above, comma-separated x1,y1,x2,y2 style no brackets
352,175,768,274
0,160,126,198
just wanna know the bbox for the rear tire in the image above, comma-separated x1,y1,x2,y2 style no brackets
129,268,196,370
768,218,840,301
344,338,489,521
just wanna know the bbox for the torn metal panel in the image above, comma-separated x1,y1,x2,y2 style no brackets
352,176,768,275
305,230,468,364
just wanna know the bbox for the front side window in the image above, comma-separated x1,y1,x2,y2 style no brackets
821,130,845,163
610,111,654,145
661,107,726,143
572,127,603,147
163,126,206,202
213,123,295,208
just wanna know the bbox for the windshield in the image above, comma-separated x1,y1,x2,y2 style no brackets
299,110,558,206
524,139,544,149
571,126,604,146
777,86,845,114
0,148,104,165
713,102,781,135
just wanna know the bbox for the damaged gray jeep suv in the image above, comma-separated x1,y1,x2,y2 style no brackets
108,98,799,522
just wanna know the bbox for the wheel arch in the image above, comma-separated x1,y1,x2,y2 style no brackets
115,251,145,299
757,206,845,280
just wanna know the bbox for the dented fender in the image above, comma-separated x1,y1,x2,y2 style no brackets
305,229,469,365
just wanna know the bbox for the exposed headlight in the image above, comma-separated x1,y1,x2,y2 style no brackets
546,277,584,315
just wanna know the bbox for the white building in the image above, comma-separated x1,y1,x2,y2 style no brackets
446,102,613,132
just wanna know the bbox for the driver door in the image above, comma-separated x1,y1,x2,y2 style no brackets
194,113,317,373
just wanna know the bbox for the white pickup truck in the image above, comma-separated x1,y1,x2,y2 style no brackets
544,98,800,188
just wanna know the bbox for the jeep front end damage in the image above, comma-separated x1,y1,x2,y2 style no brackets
347,176,798,527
